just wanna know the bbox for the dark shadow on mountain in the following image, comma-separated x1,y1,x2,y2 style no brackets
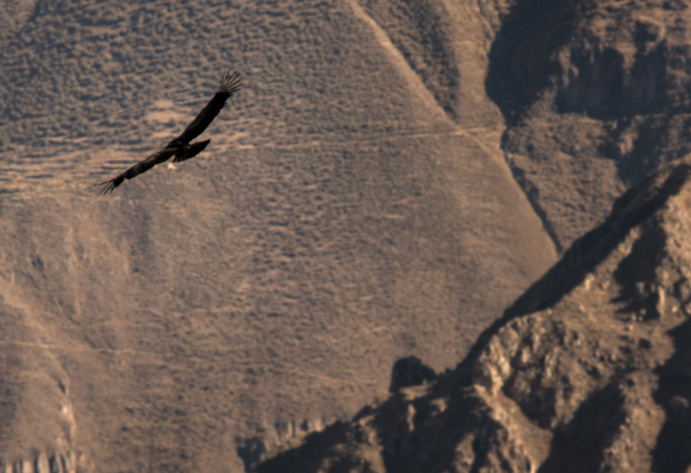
538,382,626,473
237,437,267,473
389,356,436,393
372,389,486,473
254,422,352,473
611,223,665,320
652,318,691,473
485,0,586,125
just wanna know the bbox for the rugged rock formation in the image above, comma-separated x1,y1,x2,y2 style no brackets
255,155,691,472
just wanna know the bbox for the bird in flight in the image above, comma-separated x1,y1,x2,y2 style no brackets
97,70,242,194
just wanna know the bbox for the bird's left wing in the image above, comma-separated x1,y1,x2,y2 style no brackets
96,146,177,194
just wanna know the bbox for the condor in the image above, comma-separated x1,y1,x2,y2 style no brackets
97,70,241,194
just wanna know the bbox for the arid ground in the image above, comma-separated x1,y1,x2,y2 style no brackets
1,0,690,472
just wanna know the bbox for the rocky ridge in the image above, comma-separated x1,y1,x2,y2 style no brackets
255,154,691,472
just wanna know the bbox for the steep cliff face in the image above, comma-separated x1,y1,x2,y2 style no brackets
488,0,691,250
256,155,691,472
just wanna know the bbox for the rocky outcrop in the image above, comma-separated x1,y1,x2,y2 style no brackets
236,417,334,472
0,451,78,473
255,155,691,472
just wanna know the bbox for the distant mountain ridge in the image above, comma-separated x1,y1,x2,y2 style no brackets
488,0,691,249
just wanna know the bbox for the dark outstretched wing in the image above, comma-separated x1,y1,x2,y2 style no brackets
95,147,177,194
174,70,242,145
172,139,211,163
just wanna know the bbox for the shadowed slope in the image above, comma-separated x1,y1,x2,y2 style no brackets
486,0,691,249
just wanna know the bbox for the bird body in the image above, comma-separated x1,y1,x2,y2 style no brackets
97,70,241,194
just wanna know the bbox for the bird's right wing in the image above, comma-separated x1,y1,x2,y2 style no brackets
96,147,177,194
174,71,242,145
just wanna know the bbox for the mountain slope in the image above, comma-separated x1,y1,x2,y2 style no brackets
256,154,691,472
0,1,555,471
